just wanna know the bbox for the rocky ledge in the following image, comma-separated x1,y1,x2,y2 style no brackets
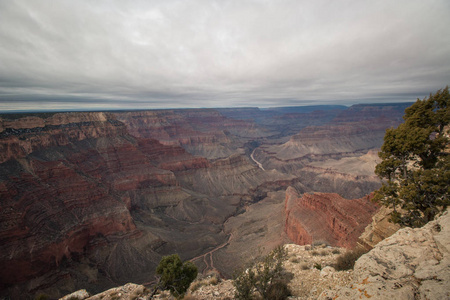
319,209,450,299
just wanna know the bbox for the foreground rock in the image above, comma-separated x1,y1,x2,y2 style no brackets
358,206,402,249
319,210,450,299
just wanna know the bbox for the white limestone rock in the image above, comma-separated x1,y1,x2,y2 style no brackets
319,210,450,300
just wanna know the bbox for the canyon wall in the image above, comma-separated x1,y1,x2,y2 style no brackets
0,112,221,296
0,103,411,298
284,187,379,248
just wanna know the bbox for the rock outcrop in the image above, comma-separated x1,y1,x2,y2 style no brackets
358,206,402,249
284,187,378,248
320,210,450,299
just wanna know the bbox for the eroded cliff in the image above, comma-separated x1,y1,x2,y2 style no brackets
284,187,378,248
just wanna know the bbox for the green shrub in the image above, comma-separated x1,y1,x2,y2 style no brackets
233,268,255,300
155,254,198,298
313,263,322,270
334,248,367,271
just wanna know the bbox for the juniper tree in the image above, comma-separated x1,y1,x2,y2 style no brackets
374,87,449,227
154,254,198,298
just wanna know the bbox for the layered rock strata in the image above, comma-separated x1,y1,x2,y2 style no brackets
0,112,212,294
358,206,402,249
284,187,378,248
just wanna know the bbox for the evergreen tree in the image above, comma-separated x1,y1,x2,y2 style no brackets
155,254,198,298
374,87,450,227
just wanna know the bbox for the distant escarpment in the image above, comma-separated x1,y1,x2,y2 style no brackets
0,112,216,295
114,109,270,159
253,103,411,198
284,187,378,248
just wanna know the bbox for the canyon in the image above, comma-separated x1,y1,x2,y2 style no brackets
0,103,411,299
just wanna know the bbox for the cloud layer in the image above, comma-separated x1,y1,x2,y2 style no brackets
0,0,449,111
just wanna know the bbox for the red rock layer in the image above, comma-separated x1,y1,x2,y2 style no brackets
0,112,209,289
284,187,378,248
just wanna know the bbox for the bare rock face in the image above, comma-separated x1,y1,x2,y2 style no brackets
284,187,378,248
320,210,450,300
0,112,214,296
358,206,402,249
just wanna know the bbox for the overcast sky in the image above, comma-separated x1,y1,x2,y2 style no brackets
0,0,449,111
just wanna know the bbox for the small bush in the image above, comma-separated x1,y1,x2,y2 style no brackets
313,263,322,270
266,280,291,300
331,249,341,255
190,275,219,293
233,268,255,300
300,263,309,270
290,257,300,263
233,245,288,300
335,248,367,271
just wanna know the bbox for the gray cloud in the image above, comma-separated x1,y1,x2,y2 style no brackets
0,0,449,111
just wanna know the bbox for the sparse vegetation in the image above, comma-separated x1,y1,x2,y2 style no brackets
289,257,300,263
311,250,319,256
35,294,49,300
266,280,292,300
334,248,367,271
233,245,290,300
190,272,220,292
319,250,328,256
313,263,322,270
331,249,340,255
374,86,450,227
300,263,309,270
